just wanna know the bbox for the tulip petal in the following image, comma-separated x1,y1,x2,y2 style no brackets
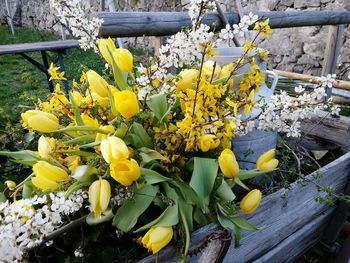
32,176,59,191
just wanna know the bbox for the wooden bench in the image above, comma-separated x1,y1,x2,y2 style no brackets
0,39,79,93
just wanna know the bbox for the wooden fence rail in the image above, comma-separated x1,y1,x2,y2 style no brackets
98,11,350,37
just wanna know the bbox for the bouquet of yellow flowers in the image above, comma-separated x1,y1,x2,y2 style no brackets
0,2,283,261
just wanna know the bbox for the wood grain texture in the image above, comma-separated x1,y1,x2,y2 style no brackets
139,152,350,263
252,209,335,263
98,11,350,37
0,40,79,55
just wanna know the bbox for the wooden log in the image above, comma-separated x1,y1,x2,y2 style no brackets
273,69,350,91
299,110,350,152
98,11,350,38
139,152,350,263
252,209,335,263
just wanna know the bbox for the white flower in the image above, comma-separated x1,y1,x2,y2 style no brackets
320,74,336,88
294,85,305,93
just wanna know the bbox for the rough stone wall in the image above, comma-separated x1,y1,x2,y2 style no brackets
1,0,349,76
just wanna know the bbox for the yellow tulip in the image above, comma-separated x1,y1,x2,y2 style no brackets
38,136,56,159
141,226,173,254
256,149,279,171
199,134,220,152
202,60,221,79
176,69,199,91
95,125,115,142
5,180,16,190
112,48,133,73
80,114,99,127
32,161,68,191
218,149,239,178
21,110,59,133
97,37,117,65
70,90,85,106
87,92,110,107
240,189,262,214
114,90,139,119
110,159,140,186
86,70,109,97
88,179,111,218
100,136,129,164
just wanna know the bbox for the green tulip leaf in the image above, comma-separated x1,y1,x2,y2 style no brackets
178,198,193,232
71,165,98,182
146,93,169,123
238,169,274,180
230,217,259,231
57,126,111,134
170,179,199,205
125,122,153,149
64,181,91,199
217,214,242,247
139,147,166,163
113,184,158,232
141,168,170,185
22,181,35,199
86,209,114,225
133,203,179,233
234,177,249,190
69,93,84,126
194,207,210,226
0,150,39,166
55,150,97,157
216,179,236,202
189,157,218,213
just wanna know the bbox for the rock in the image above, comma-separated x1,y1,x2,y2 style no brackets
279,0,295,7
294,0,321,8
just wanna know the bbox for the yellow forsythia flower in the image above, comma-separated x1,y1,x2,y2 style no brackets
88,179,111,218
21,110,59,133
218,149,239,178
100,136,129,164
256,149,279,171
199,134,219,152
31,161,68,191
114,90,139,119
112,48,133,73
176,69,199,91
38,136,56,159
64,155,81,171
110,159,140,186
240,189,262,214
86,70,109,97
4,180,16,190
202,60,221,79
141,226,173,254
97,37,117,65
254,18,272,39
220,63,234,86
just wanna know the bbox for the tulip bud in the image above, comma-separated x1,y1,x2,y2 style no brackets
218,149,239,178
80,114,100,127
38,136,56,159
21,110,59,133
5,180,16,190
95,125,115,142
110,159,140,186
32,161,68,191
199,134,219,152
100,136,129,164
64,155,81,171
140,226,173,254
90,92,110,107
202,60,221,79
97,37,117,65
176,69,199,91
88,179,111,218
240,189,262,214
112,48,133,73
86,70,109,97
256,149,279,171
114,90,140,119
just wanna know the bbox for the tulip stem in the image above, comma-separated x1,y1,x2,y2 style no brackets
179,209,190,261
11,173,34,200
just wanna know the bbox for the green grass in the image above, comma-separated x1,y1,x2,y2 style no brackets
0,26,105,127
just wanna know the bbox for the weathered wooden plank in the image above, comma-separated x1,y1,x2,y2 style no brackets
139,152,350,263
0,40,79,55
300,111,350,152
98,11,350,37
252,209,335,263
